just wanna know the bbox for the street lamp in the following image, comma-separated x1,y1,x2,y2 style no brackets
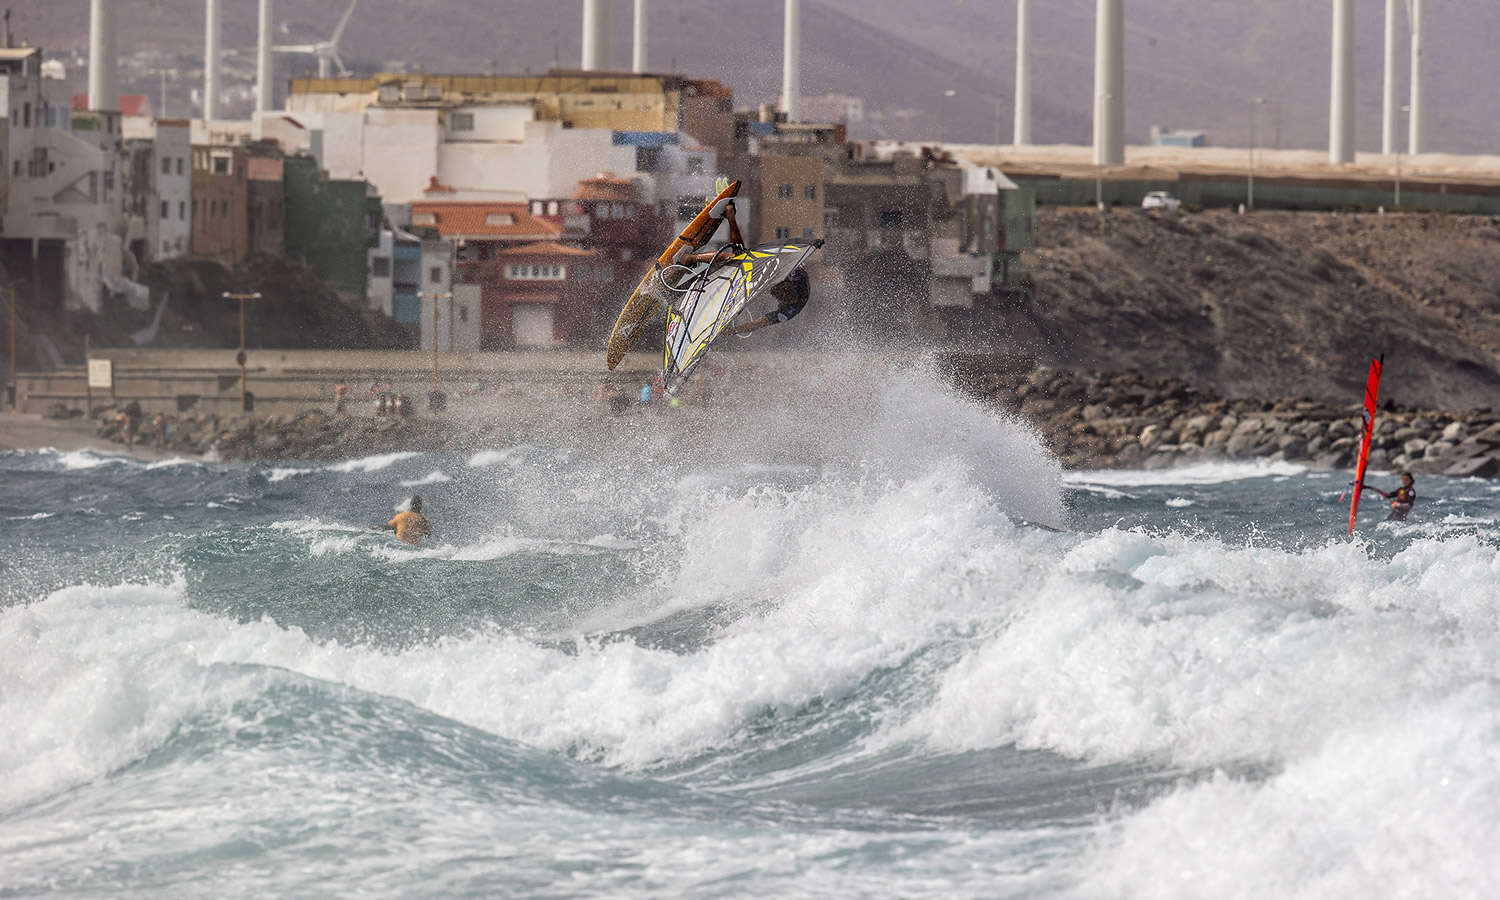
939,89,956,143
222,291,261,412
1248,96,1266,210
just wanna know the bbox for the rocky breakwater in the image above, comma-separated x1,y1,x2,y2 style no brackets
91,408,489,461
973,368,1500,477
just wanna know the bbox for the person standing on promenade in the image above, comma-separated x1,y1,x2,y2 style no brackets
335,379,349,414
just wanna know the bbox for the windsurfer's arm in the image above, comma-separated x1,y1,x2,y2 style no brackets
724,201,744,248
1360,484,1390,499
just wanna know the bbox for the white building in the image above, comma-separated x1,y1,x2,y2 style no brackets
0,47,128,313
123,117,191,262
419,285,480,353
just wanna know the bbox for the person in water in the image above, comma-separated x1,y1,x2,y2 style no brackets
1363,471,1417,521
374,495,432,545
732,265,810,335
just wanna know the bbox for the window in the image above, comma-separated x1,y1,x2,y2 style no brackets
430,266,443,284
804,185,816,200
505,264,565,280
161,157,171,175
546,200,559,215
212,156,230,175
11,160,18,176
624,203,635,219
458,305,468,323
176,158,184,175
412,212,437,226
161,200,169,218
777,184,793,200
179,201,186,219
775,226,790,240
372,257,392,277
484,212,514,226
449,112,474,131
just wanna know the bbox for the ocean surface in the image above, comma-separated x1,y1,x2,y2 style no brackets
4,369,1499,898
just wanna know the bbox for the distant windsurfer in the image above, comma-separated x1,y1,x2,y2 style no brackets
374,495,432,545
732,265,811,335
1360,471,1416,521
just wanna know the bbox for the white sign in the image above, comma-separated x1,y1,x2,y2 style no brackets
87,359,113,390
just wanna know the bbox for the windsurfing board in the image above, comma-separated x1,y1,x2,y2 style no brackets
605,179,741,370
663,239,823,389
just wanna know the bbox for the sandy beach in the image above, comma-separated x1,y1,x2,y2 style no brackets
0,412,154,455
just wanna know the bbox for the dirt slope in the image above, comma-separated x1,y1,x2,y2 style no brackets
1002,208,1500,410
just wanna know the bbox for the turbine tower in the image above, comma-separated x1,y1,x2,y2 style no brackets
273,0,360,78
88,0,118,112
1409,0,1425,154
1013,0,1031,145
1382,0,1399,154
1330,0,1355,164
633,0,647,73
582,0,610,70
782,0,801,122
257,0,272,113
1093,0,1124,166
204,0,221,119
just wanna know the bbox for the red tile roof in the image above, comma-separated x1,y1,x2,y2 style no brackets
573,176,640,202
494,241,596,258
411,202,562,240
71,94,150,117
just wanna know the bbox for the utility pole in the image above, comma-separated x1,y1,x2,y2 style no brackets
7,287,15,410
420,291,452,395
222,292,261,412
1248,97,1266,210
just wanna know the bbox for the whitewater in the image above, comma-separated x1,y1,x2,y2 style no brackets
3,366,1499,898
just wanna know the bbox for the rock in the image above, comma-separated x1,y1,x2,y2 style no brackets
254,433,287,454
1403,438,1430,456
1327,420,1356,439
1441,421,1466,442
1424,441,1457,459
1471,423,1500,446
1445,455,1500,478
1204,428,1233,448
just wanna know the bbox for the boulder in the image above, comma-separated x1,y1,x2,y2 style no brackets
1444,455,1500,478
1470,422,1500,446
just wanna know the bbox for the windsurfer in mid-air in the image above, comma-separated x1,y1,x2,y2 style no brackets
732,265,811,335
1360,471,1417,521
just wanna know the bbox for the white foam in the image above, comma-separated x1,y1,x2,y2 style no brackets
1081,683,1500,899
1066,459,1307,488
267,466,313,482
468,447,526,469
398,470,451,487
1165,497,1194,507
901,528,1500,770
323,451,421,474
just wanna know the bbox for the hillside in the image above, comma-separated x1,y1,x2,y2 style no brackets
16,0,1500,153
1000,208,1500,410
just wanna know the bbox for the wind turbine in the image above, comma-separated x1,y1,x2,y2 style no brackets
273,0,359,78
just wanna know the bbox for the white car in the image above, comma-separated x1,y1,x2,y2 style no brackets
1141,191,1182,211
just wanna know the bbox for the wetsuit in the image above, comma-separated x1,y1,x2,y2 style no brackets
387,510,431,545
1386,486,1416,521
766,268,810,324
